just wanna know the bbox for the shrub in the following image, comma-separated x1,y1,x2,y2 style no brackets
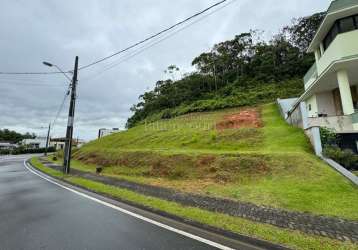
323,146,358,171
320,127,340,147
0,147,56,155
209,131,217,141
127,79,304,128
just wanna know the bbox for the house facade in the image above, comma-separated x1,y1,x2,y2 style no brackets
22,137,48,149
51,137,85,151
0,142,18,150
286,0,358,154
98,128,120,139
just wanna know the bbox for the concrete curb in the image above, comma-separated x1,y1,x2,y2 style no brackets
37,158,358,243
322,157,358,186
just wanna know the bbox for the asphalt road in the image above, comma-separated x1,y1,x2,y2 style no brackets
0,155,224,250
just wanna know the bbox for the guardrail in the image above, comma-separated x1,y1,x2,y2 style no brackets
303,63,318,88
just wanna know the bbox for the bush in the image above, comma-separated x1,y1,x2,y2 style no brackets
324,146,358,171
319,128,357,170
127,79,304,128
320,127,340,147
0,147,56,155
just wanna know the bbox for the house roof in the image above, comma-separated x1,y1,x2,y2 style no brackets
307,0,358,52
328,0,358,13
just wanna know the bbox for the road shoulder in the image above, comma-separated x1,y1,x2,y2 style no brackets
26,157,358,250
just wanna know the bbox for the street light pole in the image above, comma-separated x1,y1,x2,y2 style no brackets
44,123,51,156
43,62,72,82
63,56,79,174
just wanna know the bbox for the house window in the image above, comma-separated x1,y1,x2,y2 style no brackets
323,14,358,50
339,16,355,33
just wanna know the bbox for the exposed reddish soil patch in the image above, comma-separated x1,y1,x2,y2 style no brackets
216,108,262,130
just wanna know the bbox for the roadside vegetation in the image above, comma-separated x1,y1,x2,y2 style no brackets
29,11,358,249
30,157,358,250
126,13,325,128
0,128,36,143
61,104,358,221
321,128,358,171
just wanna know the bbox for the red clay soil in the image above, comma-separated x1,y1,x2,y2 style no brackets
216,109,262,130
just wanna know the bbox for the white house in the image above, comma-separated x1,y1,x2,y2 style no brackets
22,137,48,149
51,137,86,151
98,128,120,139
285,0,358,154
0,142,18,150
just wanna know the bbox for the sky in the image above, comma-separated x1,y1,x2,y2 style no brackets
0,0,329,141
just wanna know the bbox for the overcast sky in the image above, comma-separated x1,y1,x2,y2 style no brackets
0,0,329,141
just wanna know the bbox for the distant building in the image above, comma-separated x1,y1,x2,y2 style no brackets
98,128,120,139
51,138,66,151
0,142,18,150
22,137,48,149
51,138,86,151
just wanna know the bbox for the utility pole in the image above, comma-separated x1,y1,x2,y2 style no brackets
44,123,51,156
63,56,79,174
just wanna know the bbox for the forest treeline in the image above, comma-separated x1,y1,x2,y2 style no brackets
126,12,325,128
0,129,35,143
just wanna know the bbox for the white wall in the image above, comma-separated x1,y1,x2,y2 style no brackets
22,138,47,148
307,116,353,132
317,30,358,74
316,91,336,116
51,142,65,151
306,95,318,117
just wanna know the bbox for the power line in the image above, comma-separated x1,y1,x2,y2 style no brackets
50,85,71,137
0,80,65,88
82,0,236,82
0,0,229,76
0,76,59,84
79,0,228,71
0,71,68,75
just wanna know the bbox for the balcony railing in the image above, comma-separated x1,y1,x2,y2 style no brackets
303,63,318,88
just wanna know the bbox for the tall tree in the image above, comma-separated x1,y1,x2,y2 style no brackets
284,12,326,52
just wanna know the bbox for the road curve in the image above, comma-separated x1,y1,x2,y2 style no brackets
0,155,225,250
0,155,280,250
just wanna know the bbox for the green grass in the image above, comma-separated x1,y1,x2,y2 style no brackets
80,103,310,154
70,103,358,220
30,158,358,250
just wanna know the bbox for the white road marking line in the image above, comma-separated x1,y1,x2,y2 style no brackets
23,160,235,250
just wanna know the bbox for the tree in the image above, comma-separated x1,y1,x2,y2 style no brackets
284,12,326,52
126,12,322,128
0,129,36,143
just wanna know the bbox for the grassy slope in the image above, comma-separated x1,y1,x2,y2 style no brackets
30,157,358,250
74,104,358,220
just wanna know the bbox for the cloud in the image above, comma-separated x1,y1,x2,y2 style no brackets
0,0,328,140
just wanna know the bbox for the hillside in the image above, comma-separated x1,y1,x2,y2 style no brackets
73,104,358,220
126,13,325,127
